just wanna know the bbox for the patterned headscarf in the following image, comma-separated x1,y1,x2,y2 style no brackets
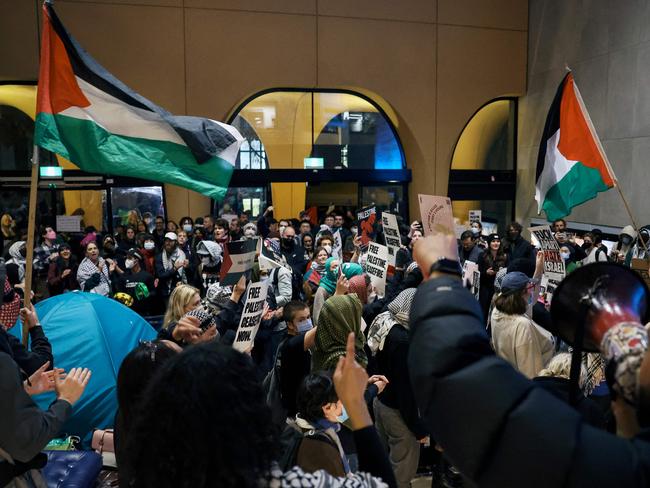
312,294,367,371
0,279,20,330
348,274,369,304
367,288,416,354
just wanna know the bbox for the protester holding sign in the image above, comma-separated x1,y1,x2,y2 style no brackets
233,282,268,352
365,243,389,298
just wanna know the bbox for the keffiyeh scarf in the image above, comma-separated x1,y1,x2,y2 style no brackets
77,257,111,296
367,288,416,354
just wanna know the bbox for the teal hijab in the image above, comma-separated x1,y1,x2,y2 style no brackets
319,257,339,294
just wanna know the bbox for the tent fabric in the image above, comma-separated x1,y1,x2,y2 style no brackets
10,291,156,440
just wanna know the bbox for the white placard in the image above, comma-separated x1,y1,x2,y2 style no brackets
529,225,566,282
381,212,401,267
462,260,480,300
418,194,454,237
333,230,343,259
232,282,268,352
469,210,482,225
56,215,82,233
365,242,388,297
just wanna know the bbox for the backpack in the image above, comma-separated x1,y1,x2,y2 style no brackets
262,338,288,427
595,247,611,263
271,266,304,302
277,423,335,472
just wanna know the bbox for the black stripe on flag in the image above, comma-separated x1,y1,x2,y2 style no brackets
45,3,238,164
535,73,570,183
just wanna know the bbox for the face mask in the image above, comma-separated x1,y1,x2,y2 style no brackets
368,290,377,302
296,318,313,333
582,242,593,250
201,256,211,265
183,224,193,233
279,225,287,234
144,241,155,250
260,275,269,284
351,227,358,236
471,227,480,236
104,243,114,250
508,231,518,240
45,230,56,240
336,405,349,424
125,259,135,269
282,237,294,248
622,236,632,246
323,244,332,254
560,251,570,260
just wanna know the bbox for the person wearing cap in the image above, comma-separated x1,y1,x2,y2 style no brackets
155,232,188,302
490,271,555,378
46,243,79,296
118,249,157,316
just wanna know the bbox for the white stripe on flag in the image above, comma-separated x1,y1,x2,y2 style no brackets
535,129,578,212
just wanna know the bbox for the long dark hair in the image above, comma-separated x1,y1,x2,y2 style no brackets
123,342,278,488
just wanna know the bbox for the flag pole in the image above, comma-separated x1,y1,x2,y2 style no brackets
572,78,648,253
22,145,40,346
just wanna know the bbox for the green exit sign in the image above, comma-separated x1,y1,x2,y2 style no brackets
40,166,63,178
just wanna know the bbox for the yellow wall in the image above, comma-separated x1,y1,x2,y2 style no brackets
0,0,528,222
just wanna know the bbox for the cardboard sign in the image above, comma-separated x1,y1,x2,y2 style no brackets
357,205,377,247
366,242,388,297
418,194,454,237
539,274,561,305
529,225,566,282
56,215,82,233
462,260,480,300
232,282,268,352
220,238,259,286
469,210,482,225
381,212,401,267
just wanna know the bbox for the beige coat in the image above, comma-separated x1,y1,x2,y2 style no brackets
490,308,555,378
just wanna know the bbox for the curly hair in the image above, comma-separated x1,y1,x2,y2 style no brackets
123,342,278,488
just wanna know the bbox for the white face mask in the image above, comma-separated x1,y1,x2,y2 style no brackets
279,225,287,234
144,241,155,250
351,227,358,236
560,251,570,260
125,259,135,269
201,256,211,265
323,244,332,254
183,224,193,233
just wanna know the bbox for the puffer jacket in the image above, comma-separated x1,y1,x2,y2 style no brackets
408,275,650,488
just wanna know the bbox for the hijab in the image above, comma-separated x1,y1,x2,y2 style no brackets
348,274,369,304
312,294,367,371
318,257,339,295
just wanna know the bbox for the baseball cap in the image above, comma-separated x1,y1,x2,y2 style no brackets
501,271,532,294
127,248,143,261
164,232,178,241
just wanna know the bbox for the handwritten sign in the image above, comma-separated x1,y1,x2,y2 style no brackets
529,225,565,282
381,212,401,267
462,260,480,300
333,230,343,259
232,282,268,352
418,194,454,237
469,210,482,225
56,215,82,233
366,242,388,297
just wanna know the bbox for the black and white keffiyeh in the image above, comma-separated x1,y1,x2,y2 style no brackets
77,256,111,296
367,288,416,354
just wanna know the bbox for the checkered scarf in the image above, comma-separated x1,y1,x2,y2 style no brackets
0,279,20,330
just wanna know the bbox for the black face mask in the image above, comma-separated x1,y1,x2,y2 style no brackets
104,243,114,251
282,238,295,249
508,231,519,240
621,236,632,246
582,242,593,250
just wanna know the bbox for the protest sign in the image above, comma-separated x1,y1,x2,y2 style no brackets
539,274,560,305
529,225,566,282
232,282,268,352
259,239,285,271
365,242,388,297
381,212,401,267
462,260,480,300
56,215,82,233
469,210,482,225
220,238,259,285
357,205,377,247
631,258,650,290
418,194,454,237
333,230,343,259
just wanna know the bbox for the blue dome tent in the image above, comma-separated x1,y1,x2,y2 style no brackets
11,292,157,440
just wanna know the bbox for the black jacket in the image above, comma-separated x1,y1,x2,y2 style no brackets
504,235,536,263
376,325,427,439
0,326,53,376
408,275,650,487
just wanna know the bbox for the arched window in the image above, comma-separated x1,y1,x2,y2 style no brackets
225,89,409,220
448,98,517,235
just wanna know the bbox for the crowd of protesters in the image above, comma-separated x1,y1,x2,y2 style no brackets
2,205,650,488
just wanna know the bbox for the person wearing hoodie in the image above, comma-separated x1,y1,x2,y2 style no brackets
5,241,26,288
139,235,157,275
612,224,637,265
194,240,222,295
369,288,428,488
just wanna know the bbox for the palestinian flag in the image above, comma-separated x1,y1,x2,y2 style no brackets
35,2,243,200
535,72,616,221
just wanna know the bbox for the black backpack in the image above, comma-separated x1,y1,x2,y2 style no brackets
271,266,304,301
262,337,288,427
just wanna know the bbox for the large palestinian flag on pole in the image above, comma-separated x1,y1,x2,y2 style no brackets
535,72,616,221
35,2,243,200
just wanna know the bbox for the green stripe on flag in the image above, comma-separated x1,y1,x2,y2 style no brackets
541,161,610,221
35,112,233,200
